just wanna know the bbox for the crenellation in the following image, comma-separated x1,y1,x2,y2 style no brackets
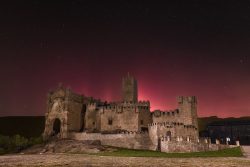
43,74,202,153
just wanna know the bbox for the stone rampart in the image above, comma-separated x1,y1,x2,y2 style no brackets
69,132,155,150
160,139,234,153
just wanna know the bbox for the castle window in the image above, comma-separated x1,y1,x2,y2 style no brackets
108,118,113,125
140,120,143,125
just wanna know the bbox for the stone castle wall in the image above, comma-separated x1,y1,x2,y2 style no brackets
69,131,233,153
69,132,155,150
177,96,198,129
148,122,198,147
138,105,152,130
160,140,232,153
122,74,138,102
43,86,84,140
152,96,198,127
67,100,84,132
84,103,101,132
84,101,151,133
152,109,182,124
43,75,205,153
100,106,139,132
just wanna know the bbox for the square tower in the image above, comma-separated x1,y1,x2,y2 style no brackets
177,96,198,128
43,85,84,140
122,73,138,102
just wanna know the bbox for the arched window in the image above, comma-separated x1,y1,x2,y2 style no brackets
108,118,113,125
166,131,171,141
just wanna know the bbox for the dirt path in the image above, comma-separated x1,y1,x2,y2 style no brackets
0,154,250,167
242,146,250,158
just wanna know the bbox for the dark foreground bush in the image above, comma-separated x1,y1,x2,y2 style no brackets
0,134,43,155
0,148,5,155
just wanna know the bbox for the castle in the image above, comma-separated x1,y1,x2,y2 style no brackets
43,74,227,152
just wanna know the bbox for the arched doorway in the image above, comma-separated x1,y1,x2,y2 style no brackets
166,131,171,141
53,118,61,135
157,137,161,151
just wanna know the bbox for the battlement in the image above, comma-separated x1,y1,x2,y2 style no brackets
137,100,150,105
177,96,198,129
160,136,194,142
152,109,179,117
86,103,98,110
177,96,197,104
148,121,197,130
101,105,149,113
97,100,150,110
122,73,138,102
112,130,149,135
139,100,149,103
48,85,84,104
119,100,150,106
103,105,119,110
49,87,66,100
87,103,97,107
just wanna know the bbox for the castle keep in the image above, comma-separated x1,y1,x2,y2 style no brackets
43,74,222,152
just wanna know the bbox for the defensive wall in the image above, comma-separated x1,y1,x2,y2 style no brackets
69,132,155,150
69,131,236,153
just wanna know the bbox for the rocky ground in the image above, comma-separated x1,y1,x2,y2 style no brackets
1,141,250,167
242,146,250,158
22,139,117,154
0,153,250,167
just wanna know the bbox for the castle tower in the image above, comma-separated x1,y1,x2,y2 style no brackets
177,96,198,129
122,73,138,102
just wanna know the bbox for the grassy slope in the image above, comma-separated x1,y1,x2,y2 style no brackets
96,147,243,157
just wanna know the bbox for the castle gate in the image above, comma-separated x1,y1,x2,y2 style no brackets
53,118,61,135
43,115,68,140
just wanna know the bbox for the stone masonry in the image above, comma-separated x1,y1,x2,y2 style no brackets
43,74,223,152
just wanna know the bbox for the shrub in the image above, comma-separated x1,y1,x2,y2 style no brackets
0,135,11,149
28,136,43,145
10,134,29,152
0,134,43,154
0,148,6,155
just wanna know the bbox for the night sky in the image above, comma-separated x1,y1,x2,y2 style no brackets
1,1,250,117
